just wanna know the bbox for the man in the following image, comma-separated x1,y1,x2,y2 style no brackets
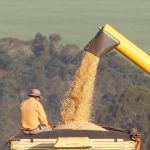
20,89,52,134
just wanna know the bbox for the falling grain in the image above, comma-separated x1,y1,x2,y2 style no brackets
60,51,100,123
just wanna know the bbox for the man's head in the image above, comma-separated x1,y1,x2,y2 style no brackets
28,89,43,100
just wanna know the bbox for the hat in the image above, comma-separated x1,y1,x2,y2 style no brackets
28,89,43,98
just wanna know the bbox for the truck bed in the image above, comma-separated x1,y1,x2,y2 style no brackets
9,129,136,150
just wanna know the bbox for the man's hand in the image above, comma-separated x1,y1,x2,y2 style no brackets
48,125,53,130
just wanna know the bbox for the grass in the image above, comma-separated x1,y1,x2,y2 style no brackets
0,0,150,53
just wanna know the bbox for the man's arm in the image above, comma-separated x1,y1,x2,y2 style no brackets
37,102,49,126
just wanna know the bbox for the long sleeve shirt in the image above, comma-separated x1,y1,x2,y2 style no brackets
20,97,49,130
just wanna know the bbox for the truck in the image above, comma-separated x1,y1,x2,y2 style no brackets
9,122,140,150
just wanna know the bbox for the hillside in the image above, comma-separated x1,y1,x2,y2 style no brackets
0,34,150,149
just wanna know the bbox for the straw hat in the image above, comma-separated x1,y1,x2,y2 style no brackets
28,89,43,98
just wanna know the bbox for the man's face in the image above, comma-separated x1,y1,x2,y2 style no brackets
36,97,40,101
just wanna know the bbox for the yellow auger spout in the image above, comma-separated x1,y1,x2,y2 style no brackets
103,24,150,74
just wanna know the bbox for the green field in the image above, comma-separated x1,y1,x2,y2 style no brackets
0,0,150,53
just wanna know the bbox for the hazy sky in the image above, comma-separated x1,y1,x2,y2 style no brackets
0,0,150,51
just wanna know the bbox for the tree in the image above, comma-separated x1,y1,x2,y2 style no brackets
49,33,61,55
32,33,48,56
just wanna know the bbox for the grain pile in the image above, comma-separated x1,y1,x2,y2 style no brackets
60,51,99,123
55,121,107,131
